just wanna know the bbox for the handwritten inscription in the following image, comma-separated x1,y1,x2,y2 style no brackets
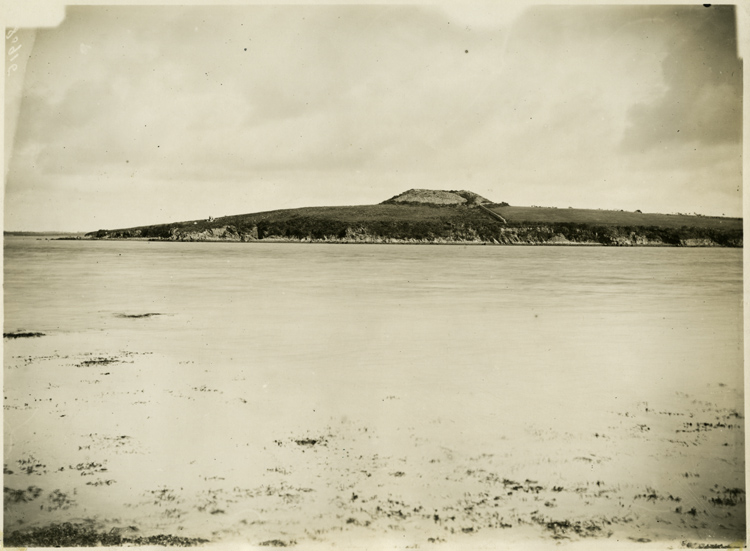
6,27,21,76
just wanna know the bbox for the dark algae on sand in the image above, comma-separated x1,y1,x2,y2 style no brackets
3,522,208,547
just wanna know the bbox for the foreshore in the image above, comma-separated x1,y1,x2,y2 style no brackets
4,331,745,548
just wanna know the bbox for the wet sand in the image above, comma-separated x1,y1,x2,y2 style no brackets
4,333,744,549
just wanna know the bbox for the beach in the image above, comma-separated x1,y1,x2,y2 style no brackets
3,239,744,548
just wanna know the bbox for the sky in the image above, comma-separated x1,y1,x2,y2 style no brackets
3,3,744,231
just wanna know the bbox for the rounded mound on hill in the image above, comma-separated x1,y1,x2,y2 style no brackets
381,189,492,206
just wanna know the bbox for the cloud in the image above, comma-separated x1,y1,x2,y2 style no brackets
11,7,492,179
5,4,743,230
621,5,742,151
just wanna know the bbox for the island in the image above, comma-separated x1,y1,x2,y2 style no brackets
85,189,743,247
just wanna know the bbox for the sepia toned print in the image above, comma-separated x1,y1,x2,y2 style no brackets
3,4,743,549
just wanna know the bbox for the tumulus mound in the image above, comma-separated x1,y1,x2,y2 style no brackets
381,189,493,206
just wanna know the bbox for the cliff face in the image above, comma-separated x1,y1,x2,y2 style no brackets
169,225,254,242
134,224,740,247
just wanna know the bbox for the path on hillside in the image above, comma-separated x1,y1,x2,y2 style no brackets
477,204,507,224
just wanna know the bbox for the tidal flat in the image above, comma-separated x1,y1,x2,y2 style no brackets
4,335,744,548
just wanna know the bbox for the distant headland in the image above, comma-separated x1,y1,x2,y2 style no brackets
84,189,742,247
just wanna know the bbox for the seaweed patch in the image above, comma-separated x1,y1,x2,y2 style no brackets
3,522,208,547
4,331,45,339
115,313,163,319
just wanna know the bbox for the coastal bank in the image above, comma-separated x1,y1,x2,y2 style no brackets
85,189,743,247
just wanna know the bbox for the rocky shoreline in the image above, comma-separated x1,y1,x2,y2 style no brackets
88,224,740,247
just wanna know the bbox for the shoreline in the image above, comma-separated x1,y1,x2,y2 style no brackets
55,236,740,247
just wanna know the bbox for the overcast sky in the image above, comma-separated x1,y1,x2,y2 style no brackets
4,3,743,231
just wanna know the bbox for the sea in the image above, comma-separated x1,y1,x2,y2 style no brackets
3,237,745,547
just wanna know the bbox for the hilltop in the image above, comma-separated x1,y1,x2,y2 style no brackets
86,190,742,247
381,189,494,206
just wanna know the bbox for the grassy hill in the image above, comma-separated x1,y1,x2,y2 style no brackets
89,204,495,241
489,205,741,230
86,191,742,247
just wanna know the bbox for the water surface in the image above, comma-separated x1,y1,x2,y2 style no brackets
4,238,744,546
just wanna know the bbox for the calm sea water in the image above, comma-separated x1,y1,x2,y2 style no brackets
3,237,744,543
5,238,742,399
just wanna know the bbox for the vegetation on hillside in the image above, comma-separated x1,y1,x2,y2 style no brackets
85,194,742,247
490,205,742,230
